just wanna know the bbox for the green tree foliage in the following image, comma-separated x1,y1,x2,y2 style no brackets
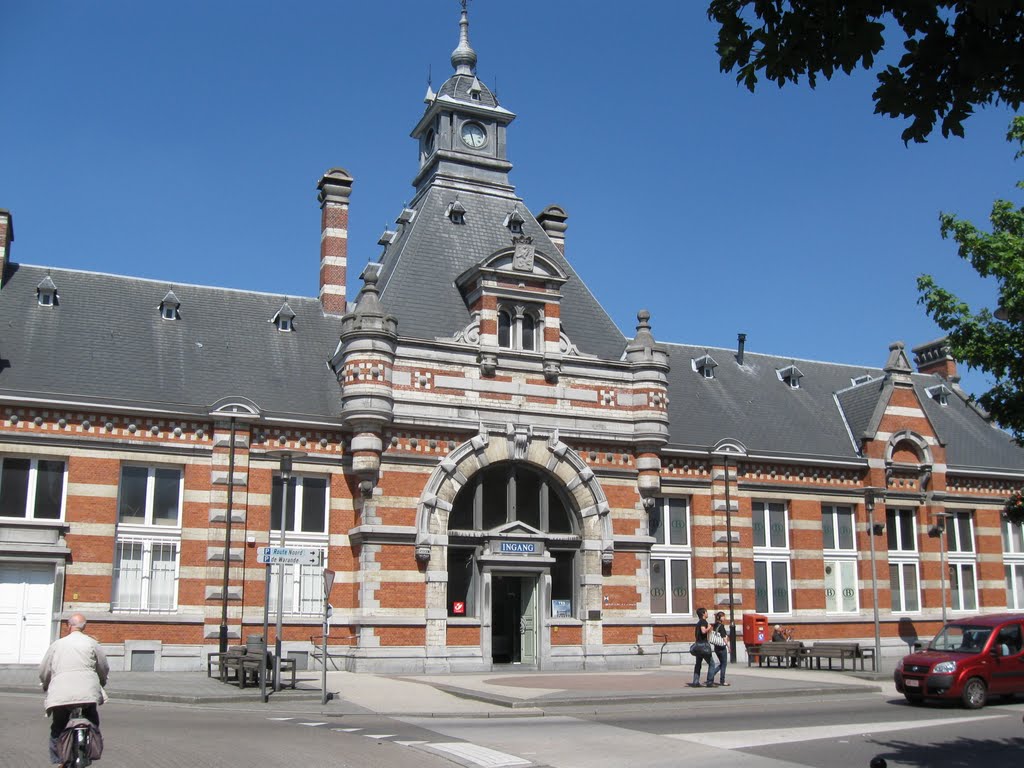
708,1,1024,143
918,117,1024,441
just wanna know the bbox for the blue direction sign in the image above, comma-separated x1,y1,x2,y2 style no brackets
256,546,322,566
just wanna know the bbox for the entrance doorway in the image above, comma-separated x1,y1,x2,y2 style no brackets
491,574,538,665
0,563,55,664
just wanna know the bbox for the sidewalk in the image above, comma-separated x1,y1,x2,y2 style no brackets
0,658,897,717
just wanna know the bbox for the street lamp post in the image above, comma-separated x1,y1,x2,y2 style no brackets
930,511,955,627
864,488,882,672
264,449,307,694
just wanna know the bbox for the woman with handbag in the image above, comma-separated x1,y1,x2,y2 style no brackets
711,611,730,686
688,607,719,687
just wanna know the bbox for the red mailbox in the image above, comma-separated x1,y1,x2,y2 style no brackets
742,613,768,645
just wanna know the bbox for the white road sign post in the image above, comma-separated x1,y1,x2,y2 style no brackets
321,568,336,705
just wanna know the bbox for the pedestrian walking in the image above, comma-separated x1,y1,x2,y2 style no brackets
39,613,109,764
711,611,730,686
688,607,719,687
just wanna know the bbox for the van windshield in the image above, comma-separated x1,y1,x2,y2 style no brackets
929,625,992,653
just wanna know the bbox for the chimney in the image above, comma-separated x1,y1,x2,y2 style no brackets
0,209,12,289
911,338,959,381
737,332,746,365
537,205,568,255
316,168,353,315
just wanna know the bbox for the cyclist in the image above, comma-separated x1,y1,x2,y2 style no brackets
39,613,109,765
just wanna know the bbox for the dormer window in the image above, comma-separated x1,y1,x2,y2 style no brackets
378,230,397,246
777,364,804,389
36,276,58,307
445,200,467,225
926,383,952,406
498,305,539,352
271,302,296,333
851,374,874,386
396,208,416,225
692,354,718,379
503,209,525,236
159,291,180,321
469,77,482,101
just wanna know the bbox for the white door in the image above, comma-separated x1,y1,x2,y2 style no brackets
0,564,55,664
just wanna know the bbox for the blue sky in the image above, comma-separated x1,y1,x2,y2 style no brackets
3,2,1020,399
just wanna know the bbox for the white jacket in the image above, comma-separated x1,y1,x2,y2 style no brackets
38,630,109,712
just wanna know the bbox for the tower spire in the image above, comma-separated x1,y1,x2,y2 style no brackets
450,0,477,75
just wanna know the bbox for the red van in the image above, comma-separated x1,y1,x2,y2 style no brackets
894,613,1024,709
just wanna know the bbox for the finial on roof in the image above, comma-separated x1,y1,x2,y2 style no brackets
451,0,477,76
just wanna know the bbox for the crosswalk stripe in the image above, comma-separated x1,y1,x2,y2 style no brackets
396,740,428,746
364,734,397,739
429,742,531,767
666,714,1005,750
266,717,294,721
298,722,327,727
331,728,361,732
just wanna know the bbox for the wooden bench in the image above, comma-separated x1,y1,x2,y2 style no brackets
806,642,875,671
237,654,296,690
748,641,806,667
207,644,246,682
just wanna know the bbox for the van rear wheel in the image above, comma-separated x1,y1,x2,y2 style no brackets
961,677,987,710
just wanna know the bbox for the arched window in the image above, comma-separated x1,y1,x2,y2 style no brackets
448,462,574,534
521,313,537,351
498,310,512,348
496,305,540,352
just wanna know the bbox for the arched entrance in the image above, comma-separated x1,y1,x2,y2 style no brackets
414,426,613,670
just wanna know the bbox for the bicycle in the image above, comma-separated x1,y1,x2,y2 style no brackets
57,705,101,768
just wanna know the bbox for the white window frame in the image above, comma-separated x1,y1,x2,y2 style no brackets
0,456,67,520
497,304,540,352
944,510,977,612
268,546,328,617
271,474,330,535
753,501,791,615
1004,519,1024,609
889,560,921,614
821,504,859,614
113,465,183,614
649,497,691,616
111,535,181,613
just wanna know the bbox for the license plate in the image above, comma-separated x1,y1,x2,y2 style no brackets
906,679,920,688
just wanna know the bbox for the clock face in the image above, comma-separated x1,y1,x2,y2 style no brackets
424,129,435,153
460,122,486,149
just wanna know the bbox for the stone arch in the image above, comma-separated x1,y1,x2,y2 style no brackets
885,430,932,465
414,426,613,562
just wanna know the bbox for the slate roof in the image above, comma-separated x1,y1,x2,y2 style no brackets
374,184,627,361
437,73,498,108
661,342,1024,472
0,263,343,423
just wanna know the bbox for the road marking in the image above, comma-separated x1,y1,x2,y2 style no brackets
396,740,428,746
666,714,1006,749
364,734,397,739
429,742,531,767
331,728,362,732
298,722,327,727
266,717,294,721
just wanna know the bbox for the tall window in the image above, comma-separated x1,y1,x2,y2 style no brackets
1004,518,1024,610
497,305,540,351
887,507,920,613
946,510,977,612
753,501,791,614
448,463,574,534
650,497,691,615
822,505,858,614
112,466,182,613
0,457,65,520
268,474,330,616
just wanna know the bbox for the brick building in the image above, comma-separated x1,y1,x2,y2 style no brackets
2,8,1023,672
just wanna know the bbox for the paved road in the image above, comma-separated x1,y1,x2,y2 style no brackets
5,685,1023,768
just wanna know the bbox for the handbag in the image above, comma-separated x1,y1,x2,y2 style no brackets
689,640,712,656
709,629,726,647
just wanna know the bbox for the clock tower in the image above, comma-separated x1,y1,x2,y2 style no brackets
410,1,516,198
